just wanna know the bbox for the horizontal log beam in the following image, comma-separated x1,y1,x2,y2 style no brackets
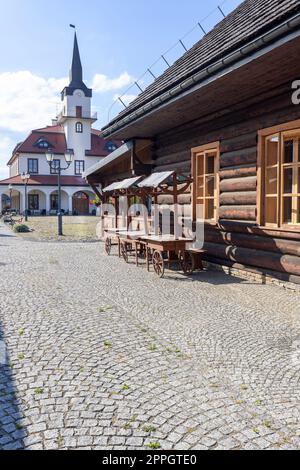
220,147,257,168
204,230,300,257
207,221,300,242
220,133,257,153
220,176,257,193
203,256,300,285
203,242,300,277
220,165,257,180
219,206,256,221
220,191,256,206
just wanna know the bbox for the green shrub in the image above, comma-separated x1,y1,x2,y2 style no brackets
14,224,30,233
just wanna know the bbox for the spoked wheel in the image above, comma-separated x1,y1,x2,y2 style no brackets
121,242,129,263
180,251,195,274
105,237,112,256
152,250,165,278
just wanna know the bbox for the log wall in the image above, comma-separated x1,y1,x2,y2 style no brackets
153,90,300,284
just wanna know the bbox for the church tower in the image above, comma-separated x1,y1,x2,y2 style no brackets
58,33,97,158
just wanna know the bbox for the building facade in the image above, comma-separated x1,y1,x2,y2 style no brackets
0,33,119,216
86,0,300,286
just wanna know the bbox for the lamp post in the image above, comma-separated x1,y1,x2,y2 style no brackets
46,150,74,236
8,184,13,212
21,172,30,222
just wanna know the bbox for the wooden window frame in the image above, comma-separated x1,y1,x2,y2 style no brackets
258,119,300,230
28,158,39,174
191,142,220,224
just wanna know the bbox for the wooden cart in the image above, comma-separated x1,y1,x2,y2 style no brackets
104,228,127,257
141,235,195,278
118,230,148,266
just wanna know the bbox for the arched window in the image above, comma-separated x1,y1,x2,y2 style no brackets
76,122,83,133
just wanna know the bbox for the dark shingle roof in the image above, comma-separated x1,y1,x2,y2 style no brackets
104,0,300,130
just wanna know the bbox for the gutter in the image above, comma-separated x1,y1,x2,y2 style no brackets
102,11,300,138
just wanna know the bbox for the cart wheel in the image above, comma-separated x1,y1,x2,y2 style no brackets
180,251,195,274
121,242,129,263
152,250,165,278
105,237,112,256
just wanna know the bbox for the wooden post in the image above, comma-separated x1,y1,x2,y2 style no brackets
173,173,179,239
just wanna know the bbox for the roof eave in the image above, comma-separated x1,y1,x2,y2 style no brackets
102,12,300,139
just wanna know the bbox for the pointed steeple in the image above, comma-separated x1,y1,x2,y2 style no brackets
69,33,83,88
61,32,92,99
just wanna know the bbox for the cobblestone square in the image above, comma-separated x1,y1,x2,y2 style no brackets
0,222,299,450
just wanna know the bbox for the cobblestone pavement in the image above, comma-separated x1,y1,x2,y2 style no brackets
0,221,300,450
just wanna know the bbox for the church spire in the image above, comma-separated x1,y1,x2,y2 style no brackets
61,32,92,99
69,33,83,88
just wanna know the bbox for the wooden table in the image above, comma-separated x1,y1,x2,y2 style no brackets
141,236,195,278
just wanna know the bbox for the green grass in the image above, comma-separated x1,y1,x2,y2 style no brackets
122,384,130,391
148,344,157,352
18,329,25,336
147,442,161,450
104,341,112,349
17,353,25,360
143,425,156,433
34,387,44,395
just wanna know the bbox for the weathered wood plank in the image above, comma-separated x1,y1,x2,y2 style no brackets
203,256,300,285
220,176,257,193
204,230,300,257
220,191,256,206
219,206,256,221
220,147,257,168
203,242,300,277
220,165,257,180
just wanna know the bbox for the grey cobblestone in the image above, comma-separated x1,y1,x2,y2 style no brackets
0,222,299,450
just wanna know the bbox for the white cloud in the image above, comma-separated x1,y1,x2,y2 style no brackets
0,135,14,179
114,93,137,107
0,71,67,133
92,72,134,93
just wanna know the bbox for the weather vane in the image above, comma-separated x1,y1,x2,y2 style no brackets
70,24,76,29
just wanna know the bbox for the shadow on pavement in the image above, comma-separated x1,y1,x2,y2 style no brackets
0,323,26,450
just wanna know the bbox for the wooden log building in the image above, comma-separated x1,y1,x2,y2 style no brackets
85,0,300,285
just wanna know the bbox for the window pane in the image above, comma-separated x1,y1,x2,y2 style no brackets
266,136,279,166
196,155,204,176
265,198,277,225
206,154,215,174
197,177,204,198
205,199,214,220
205,176,215,197
266,167,278,195
283,168,293,194
283,140,294,163
283,197,292,224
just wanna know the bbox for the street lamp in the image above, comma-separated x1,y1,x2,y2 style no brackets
8,184,13,212
21,172,30,222
45,150,74,236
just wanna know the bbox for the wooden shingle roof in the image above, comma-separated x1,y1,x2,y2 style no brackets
104,0,300,131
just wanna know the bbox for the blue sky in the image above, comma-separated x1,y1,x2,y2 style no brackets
0,0,242,178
